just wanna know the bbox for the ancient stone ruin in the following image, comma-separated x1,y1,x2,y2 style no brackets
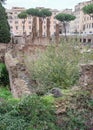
4,43,35,98
0,44,7,62
1,40,93,98
5,50,31,98
79,63,93,87
0,40,47,98
79,63,93,97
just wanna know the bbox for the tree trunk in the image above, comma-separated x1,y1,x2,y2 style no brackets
56,23,59,45
47,18,50,40
39,17,43,39
63,22,67,41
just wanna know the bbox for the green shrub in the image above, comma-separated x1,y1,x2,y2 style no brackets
0,63,9,86
16,95,58,130
0,87,12,99
0,95,60,130
0,101,13,114
25,42,81,91
0,114,28,130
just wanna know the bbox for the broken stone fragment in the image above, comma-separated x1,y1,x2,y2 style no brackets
50,88,62,98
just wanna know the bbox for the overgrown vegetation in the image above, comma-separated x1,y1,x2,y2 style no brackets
0,63,9,86
0,39,93,129
0,87,12,99
0,87,93,130
55,87,93,130
25,41,81,92
0,95,60,130
25,40,93,93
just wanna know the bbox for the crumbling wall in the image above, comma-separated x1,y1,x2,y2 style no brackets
79,64,93,87
5,51,32,98
0,44,7,62
79,63,93,98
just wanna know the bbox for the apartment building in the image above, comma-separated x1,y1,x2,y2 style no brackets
6,0,93,37
6,7,59,36
70,0,93,34
7,7,24,35
83,0,93,34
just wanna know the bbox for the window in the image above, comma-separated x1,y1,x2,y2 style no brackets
87,24,88,28
29,26,31,29
9,20,12,23
14,16,18,19
89,23,91,28
83,25,85,30
87,17,89,20
22,21,25,24
14,12,18,14
16,26,18,30
8,16,13,19
88,39,91,42
28,21,31,24
15,21,18,24
83,39,86,43
10,26,13,29
44,25,46,29
92,23,93,28
84,17,86,21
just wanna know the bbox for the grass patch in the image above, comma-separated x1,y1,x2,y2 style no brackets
42,95,55,104
0,86,20,104
0,86,12,100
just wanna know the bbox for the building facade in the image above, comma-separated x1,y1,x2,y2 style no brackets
70,0,93,34
6,7,59,36
6,0,93,37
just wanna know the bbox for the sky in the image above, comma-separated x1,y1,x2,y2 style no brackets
4,0,89,10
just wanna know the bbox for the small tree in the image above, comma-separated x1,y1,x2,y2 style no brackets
55,13,76,40
83,3,93,17
18,11,27,35
0,3,11,43
38,9,52,39
26,8,39,40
